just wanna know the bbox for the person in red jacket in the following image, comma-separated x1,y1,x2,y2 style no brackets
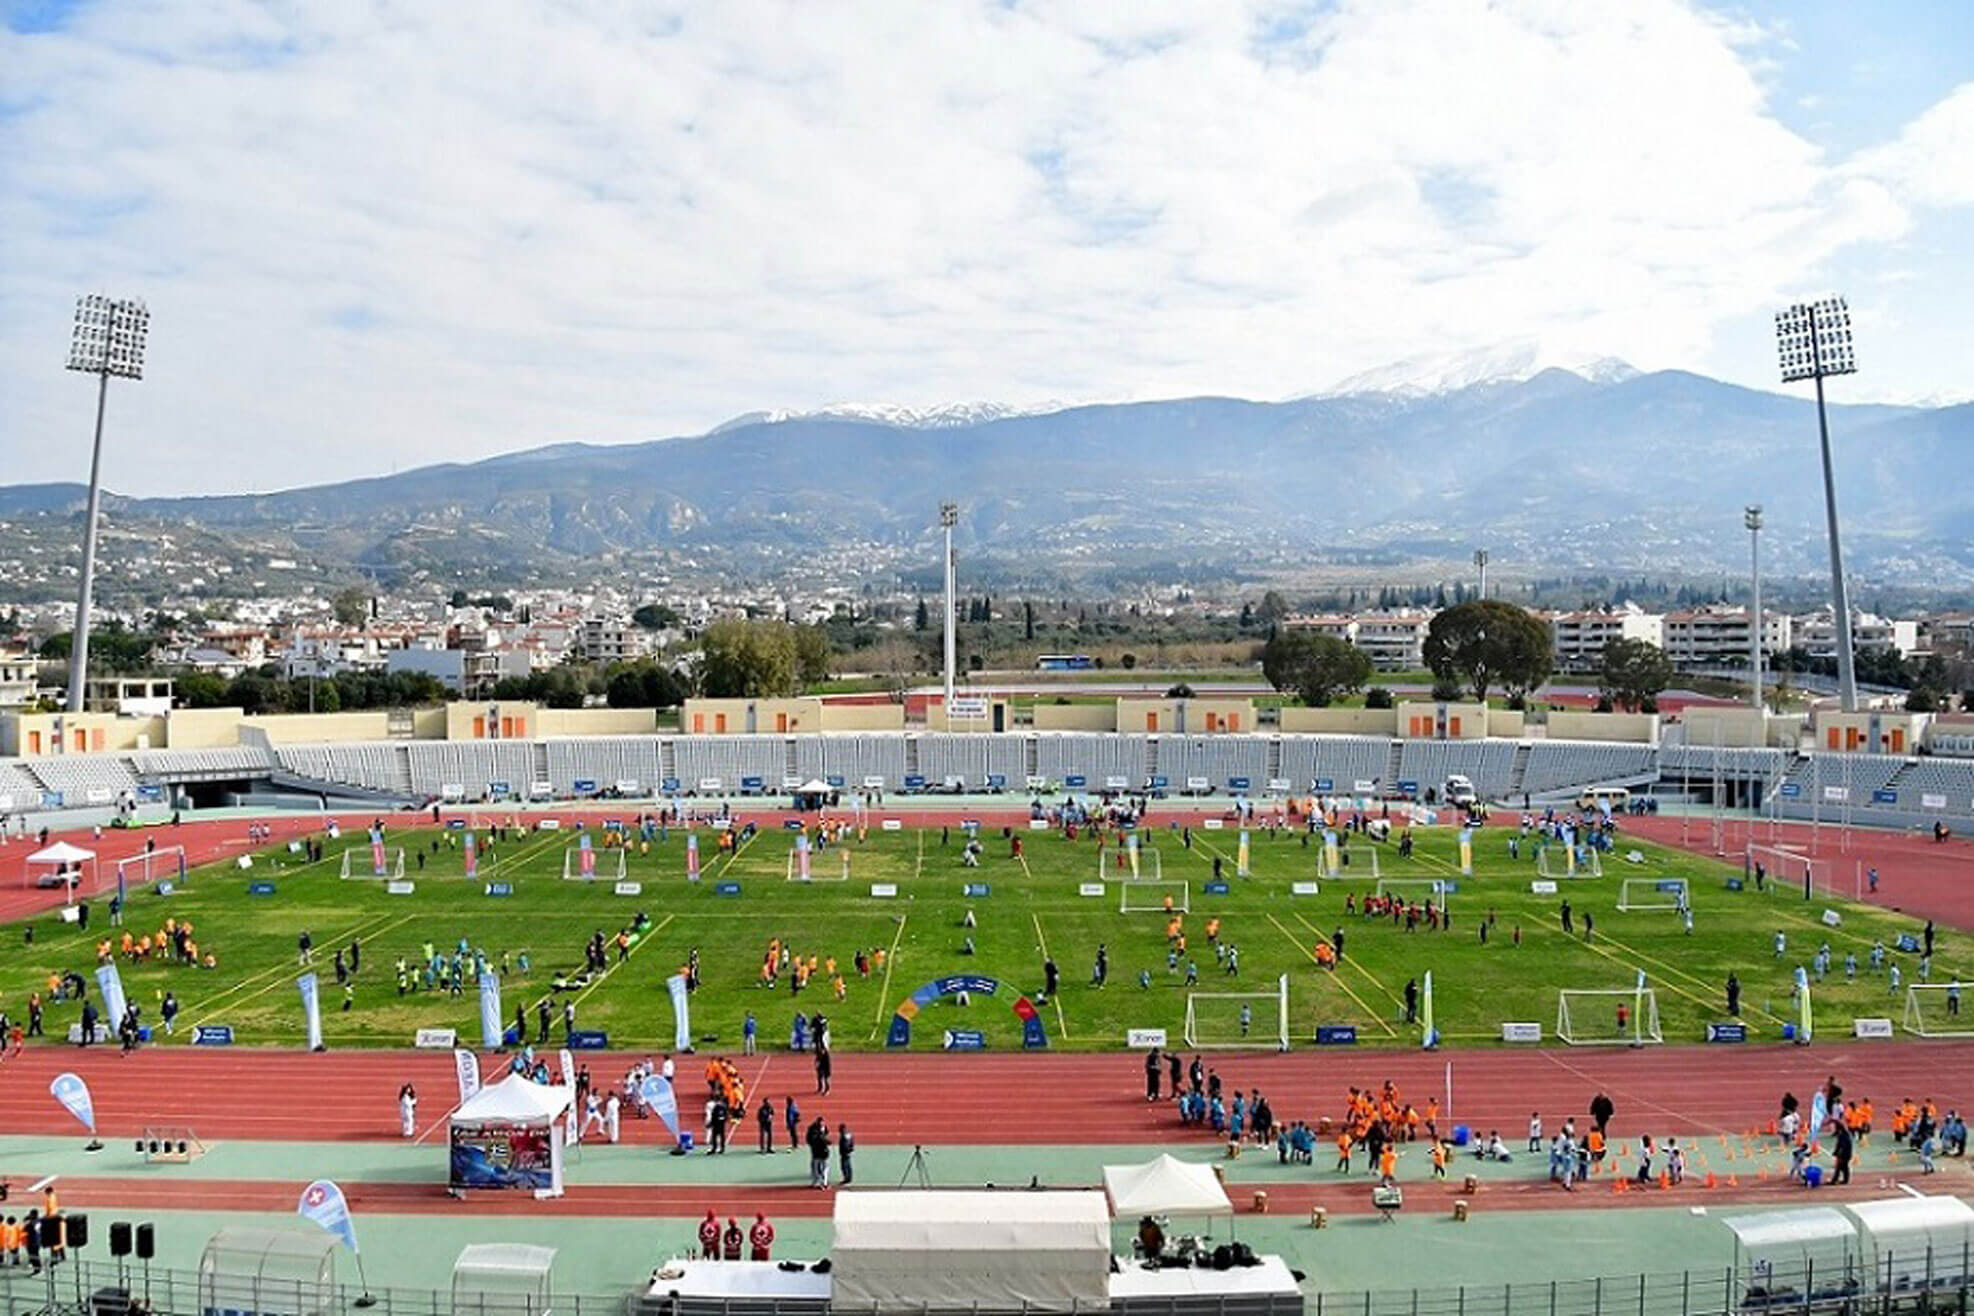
749,1213,775,1261
697,1211,719,1259
722,1218,743,1261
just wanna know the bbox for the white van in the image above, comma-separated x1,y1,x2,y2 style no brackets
1442,775,1478,806
1578,786,1631,813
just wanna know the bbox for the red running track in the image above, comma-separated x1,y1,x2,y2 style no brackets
0,1041,1968,1147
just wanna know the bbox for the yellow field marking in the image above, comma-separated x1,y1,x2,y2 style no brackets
1265,912,1398,1036
865,911,910,1041
189,911,418,1026
1030,910,1069,1039
572,913,676,1008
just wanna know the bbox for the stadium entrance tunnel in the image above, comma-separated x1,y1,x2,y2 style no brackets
886,974,1048,1049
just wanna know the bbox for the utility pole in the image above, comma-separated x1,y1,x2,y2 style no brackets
940,502,958,712
64,295,150,712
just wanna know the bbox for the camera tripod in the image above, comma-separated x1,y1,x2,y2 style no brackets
899,1143,932,1188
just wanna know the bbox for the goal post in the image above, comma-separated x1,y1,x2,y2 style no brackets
1183,973,1290,1051
339,847,405,880
1617,878,1690,912
1098,846,1162,880
1743,844,1829,900
1375,878,1449,904
1556,988,1662,1046
786,847,851,882
1902,983,1972,1038
564,846,628,881
1318,847,1379,879
114,845,188,891
1537,846,1603,878
1119,880,1189,914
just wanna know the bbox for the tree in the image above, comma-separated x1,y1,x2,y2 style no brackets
173,670,230,707
1121,653,1138,670
606,661,687,709
792,624,832,687
697,618,799,699
914,597,929,631
1261,630,1373,708
1423,600,1552,702
632,603,681,631
332,587,370,627
1364,686,1394,709
1598,638,1674,714
1256,590,1289,625
1166,683,1195,698
1239,602,1254,629
1023,600,1035,641
1905,687,1940,712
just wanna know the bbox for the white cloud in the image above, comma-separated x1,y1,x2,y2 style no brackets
0,0,1967,493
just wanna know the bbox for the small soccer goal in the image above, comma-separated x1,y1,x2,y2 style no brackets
339,847,406,880
1557,988,1662,1047
1318,847,1379,879
1375,878,1449,905
115,846,188,891
1901,983,1973,1037
1744,844,1827,900
1119,879,1189,913
1184,973,1290,1051
1098,845,1162,880
563,846,628,881
1617,878,1690,912
786,847,851,882
1537,846,1603,878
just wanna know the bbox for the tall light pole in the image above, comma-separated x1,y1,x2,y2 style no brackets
940,502,958,712
1744,505,1763,713
1776,296,1858,712
1472,549,1489,600
64,294,150,713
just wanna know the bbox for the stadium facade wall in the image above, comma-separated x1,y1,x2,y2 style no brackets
1547,710,1661,744
1031,704,1118,731
1277,707,1395,735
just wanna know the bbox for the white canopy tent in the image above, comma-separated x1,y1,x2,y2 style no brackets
1103,1154,1234,1219
449,1074,573,1199
831,1191,1110,1311
452,1243,557,1316
25,840,96,903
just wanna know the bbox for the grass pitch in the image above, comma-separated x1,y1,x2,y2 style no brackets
1,817,1950,1051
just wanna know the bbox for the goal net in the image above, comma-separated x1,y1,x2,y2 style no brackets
340,847,406,880
1098,846,1162,880
1318,847,1379,879
1375,878,1449,904
1556,988,1662,1046
1119,880,1189,913
564,846,628,881
1184,973,1290,1051
115,846,188,892
1744,844,1827,900
1617,878,1689,912
1902,983,1973,1038
786,847,850,882
1537,846,1603,878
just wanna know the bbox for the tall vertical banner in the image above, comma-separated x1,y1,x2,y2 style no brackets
1799,981,1814,1045
369,824,387,877
49,1072,96,1133
95,962,128,1028
579,832,595,877
463,831,478,879
454,1048,482,1103
638,1074,682,1143
1458,827,1474,877
797,832,811,881
1564,829,1578,877
298,1180,360,1255
1322,829,1340,875
1237,830,1251,878
1634,969,1648,1047
478,971,503,1050
1127,831,1140,879
298,971,323,1051
1421,971,1439,1050
558,1047,576,1089
686,834,700,882
667,973,692,1052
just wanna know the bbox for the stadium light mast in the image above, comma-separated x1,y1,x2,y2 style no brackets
1775,296,1858,712
1745,506,1764,714
1472,549,1489,600
64,294,150,713
940,502,959,712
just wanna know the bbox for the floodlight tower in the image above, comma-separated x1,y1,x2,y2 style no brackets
1745,506,1764,713
64,295,150,713
1472,549,1489,600
940,502,959,711
1775,296,1858,712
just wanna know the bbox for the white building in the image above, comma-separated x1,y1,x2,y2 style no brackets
1792,607,1919,659
1662,606,1791,668
1281,611,1431,671
387,646,534,695
1548,604,1666,672
0,650,39,708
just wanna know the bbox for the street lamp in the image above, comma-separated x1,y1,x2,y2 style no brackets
1472,549,1489,600
64,294,150,713
1744,506,1763,713
1775,296,1857,711
940,502,959,712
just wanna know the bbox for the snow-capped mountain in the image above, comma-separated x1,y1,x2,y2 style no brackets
709,399,1067,433
1312,343,1641,398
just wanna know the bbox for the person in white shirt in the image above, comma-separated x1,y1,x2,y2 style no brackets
398,1083,417,1138
1527,1112,1543,1153
605,1093,622,1143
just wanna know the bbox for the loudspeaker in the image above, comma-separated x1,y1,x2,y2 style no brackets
39,1216,63,1248
66,1213,90,1248
135,1223,155,1261
109,1222,132,1257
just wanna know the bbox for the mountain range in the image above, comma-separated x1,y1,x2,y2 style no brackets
3,363,1970,593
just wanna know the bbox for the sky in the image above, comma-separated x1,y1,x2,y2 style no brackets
2,0,1970,495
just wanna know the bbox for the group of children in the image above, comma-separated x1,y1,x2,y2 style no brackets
757,935,881,1004
99,915,215,971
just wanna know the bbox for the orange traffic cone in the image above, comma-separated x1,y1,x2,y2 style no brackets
1728,1175,1740,1188
1704,1172,1718,1188
1659,1172,1672,1190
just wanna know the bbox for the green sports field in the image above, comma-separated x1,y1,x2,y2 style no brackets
2,817,1958,1050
